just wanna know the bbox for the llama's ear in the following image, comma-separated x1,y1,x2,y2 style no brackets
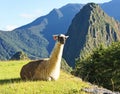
53,35,58,40
65,36,69,39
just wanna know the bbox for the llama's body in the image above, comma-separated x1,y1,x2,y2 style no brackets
20,34,68,81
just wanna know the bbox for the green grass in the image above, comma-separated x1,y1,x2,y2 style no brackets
0,60,89,94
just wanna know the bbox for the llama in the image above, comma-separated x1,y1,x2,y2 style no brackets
20,34,68,81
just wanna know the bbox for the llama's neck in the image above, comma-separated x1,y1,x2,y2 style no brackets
48,42,64,80
49,42,64,64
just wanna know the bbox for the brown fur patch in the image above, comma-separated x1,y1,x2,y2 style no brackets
20,60,44,80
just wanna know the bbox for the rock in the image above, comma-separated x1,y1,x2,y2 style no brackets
81,85,120,94
10,51,29,60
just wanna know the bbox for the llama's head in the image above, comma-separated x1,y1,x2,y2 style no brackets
53,34,69,44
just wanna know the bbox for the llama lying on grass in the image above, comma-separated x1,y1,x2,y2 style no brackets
20,34,68,81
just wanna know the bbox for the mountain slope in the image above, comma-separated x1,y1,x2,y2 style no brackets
0,4,83,60
63,3,120,67
0,29,49,60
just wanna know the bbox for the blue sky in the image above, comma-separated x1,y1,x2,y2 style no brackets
0,0,111,31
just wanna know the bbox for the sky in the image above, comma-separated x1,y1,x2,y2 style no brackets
0,0,111,31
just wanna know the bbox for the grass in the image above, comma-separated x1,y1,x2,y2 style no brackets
0,60,89,94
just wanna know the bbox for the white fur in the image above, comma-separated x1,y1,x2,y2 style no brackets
49,42,64,80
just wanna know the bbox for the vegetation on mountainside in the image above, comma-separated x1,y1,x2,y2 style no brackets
0,60,88,94
74,42,120,91
0,30,49,60
61,58,72,73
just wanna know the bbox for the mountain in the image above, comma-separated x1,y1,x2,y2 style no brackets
0,4,83,60
101,0,120,21
0,29,49,60
16,4,83,53
63,3,120,67
0,0,120,62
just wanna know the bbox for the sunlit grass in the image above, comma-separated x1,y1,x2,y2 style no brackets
0,60,89,94
0,60,29,80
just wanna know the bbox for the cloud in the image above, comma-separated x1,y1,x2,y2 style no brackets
5,25,18,31
20,9,45,19
20,13,34,19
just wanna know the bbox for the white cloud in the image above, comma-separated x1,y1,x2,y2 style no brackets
5,25,18,31
20,13,34,19
20,9,45,19
34,9,44,15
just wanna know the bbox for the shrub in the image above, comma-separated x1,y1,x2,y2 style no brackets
75,42,120,91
